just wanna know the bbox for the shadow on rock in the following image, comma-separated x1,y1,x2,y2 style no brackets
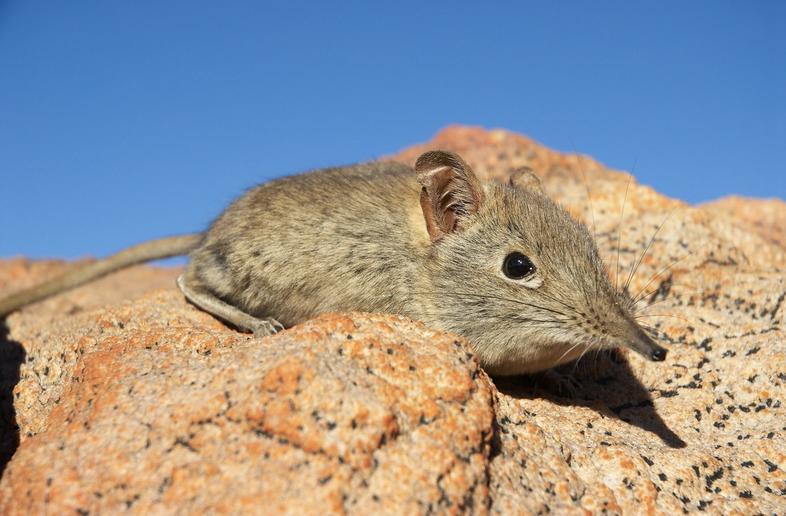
494,350,686,449
0,319,25,476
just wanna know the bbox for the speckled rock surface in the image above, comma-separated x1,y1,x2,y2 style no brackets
1,126,784,513
0,260,181,475
0,306,494,513
702,195,786,250
394,126,786,514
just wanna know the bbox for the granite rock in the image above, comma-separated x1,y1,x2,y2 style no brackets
702,195,786,250
394,126,786,514
1,126,784,513
0,306,495,513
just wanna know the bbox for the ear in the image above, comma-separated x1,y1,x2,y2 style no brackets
415,150,485,242
508,166,545,195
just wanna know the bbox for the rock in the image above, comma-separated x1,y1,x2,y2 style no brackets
0,261,182,478
1,126,784,513
0,308,494,513
702,195,786,250
393,126,786,513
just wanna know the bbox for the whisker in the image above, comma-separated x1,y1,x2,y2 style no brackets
641,295,672,305
634,297,674,313
556,341,584,364
635,282,714,309
631,253,692,305
508,316,567,324
572,347,598,375
413,290,574,319
624,209,675,292
571,138,597,239
574,345,594,372
635,324,659,336
593,348,603,373
635,313,691,324
571,143,604,305
409,308,570,327
527,288,577,312
615,175,633,291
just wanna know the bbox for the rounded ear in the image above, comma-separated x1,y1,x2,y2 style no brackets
415,150,485,242
508,167,545,195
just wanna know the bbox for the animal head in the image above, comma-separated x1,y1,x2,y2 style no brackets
414,150,667,375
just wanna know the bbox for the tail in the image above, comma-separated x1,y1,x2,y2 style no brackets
0,233,202,317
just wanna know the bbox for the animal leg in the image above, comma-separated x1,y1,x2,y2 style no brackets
539,369,582,398
176,274,284,336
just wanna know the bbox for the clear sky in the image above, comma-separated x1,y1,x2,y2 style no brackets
1,1,784,259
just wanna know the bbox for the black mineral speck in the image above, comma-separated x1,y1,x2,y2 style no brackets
705,468,723,488
745,345,760,356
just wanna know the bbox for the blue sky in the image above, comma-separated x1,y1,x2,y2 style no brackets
1,1,784,259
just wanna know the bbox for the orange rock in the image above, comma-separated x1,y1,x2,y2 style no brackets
1,126,784,513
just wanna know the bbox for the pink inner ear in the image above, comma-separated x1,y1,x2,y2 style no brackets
415,151,485,241
442,209,457,234
418,176,471,242
419,188,443,241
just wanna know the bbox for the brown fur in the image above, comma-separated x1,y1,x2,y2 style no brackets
183,151,665,374
1,151,666,375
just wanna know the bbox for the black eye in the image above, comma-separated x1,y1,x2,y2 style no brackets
503,252,536,279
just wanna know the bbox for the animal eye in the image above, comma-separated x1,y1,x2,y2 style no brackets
502,252,536,279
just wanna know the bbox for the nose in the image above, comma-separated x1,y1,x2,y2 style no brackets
623,323,669,362
650,346,667,361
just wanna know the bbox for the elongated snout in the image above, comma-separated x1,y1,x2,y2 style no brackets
625,324,668,361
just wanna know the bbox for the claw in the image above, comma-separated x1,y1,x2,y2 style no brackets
541,369,581,398
251,318,285,337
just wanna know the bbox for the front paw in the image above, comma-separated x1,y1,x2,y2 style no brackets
539,369,582,398
251,318,285,337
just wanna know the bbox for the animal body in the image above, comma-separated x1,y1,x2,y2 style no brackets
0,150,666,375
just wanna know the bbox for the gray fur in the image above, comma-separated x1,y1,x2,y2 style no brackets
181,152,665,374
0,151,666,375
